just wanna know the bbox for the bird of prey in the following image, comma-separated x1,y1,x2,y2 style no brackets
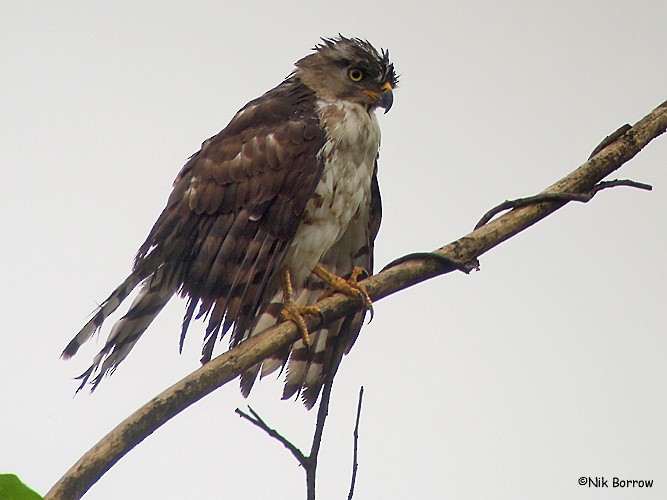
63,36,397,408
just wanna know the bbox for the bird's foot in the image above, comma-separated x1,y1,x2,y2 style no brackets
280,302,322,347
314,265,372,309
279,267,323,347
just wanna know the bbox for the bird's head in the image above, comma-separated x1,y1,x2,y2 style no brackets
294,35,397,113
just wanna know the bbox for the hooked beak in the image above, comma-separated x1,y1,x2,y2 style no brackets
361,82,394,113
376,81,394,113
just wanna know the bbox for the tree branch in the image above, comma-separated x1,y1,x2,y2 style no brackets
45,98,667,500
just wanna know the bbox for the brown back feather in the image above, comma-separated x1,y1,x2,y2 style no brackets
135,77,326,360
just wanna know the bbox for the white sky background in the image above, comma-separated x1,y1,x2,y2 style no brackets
2,1,666,498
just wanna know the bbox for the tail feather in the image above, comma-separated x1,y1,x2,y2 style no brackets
62,271,145,359
67,267,178,391
300,311,364,408
239,296,286,397
281,322,333,401
238,280,336,408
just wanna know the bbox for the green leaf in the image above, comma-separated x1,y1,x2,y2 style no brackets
0,474,42,500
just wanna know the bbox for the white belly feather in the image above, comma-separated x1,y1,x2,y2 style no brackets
285,100,381,285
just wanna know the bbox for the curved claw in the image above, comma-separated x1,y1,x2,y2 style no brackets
367,303,375,323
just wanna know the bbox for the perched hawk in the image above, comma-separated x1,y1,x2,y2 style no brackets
63,36,396,408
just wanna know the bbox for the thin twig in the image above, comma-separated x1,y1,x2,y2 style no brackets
474,178,652,230
380,252,478,274
588,124,632,159
235,406,308,467
304,319,350,500
235,317,353,499
348,387,364,500
589,179,653,194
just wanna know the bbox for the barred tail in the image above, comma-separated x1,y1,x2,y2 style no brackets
64,267,178,391
238,266,367,409
62,271,146,359
238,284,324,404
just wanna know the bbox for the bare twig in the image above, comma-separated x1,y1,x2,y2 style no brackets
348,387,364,500
302,311,351,500
235,406,308,466
474,178,653,229
45,99,667,500
236,305,353,499
472,122,652,231
380,252,478,274
236,386,365,500
588,124,633,159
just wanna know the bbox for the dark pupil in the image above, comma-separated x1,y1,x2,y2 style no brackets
351,69,361,79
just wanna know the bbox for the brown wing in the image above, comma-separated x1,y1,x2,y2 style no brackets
134,78,327,361
63,77,327,390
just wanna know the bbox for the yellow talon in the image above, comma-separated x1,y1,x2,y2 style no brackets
279,265,373,346
312,264,372,309
280,303,321,347
279,268,322,347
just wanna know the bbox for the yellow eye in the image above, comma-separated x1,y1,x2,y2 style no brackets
348,68,364,82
